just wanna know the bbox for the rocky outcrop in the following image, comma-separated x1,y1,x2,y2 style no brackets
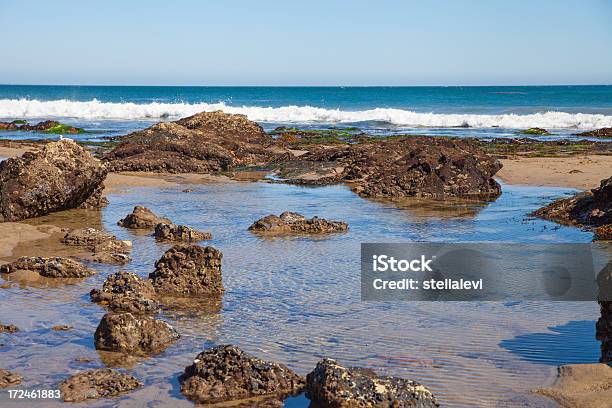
0,120,84,134
305,359,438,408
576,128,612,138
0,369,22,388
94,312,179,355
154,222,212,242
279,137,502,199
0,323,19,333
149,245,224,297
179,345,304,405
533,176,611,240
0,256,94,278
59,369,142,402
61,228,132,264
0,139,107,222
519,127,550,135
90,271,159,314
117,206,169,229
249,212,348,235
597,262,612,363
104,111,288,173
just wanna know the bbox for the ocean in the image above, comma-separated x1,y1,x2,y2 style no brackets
1,84,611,140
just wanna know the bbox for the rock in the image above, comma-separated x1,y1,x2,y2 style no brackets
117,206,170,229
533,176,611,240
280,137,502,200
576,128,612,138
0,139,107,222
0,323,19,333
51,325,72,331
0,120,84,134
0,369,22,388
179,345,304,404
90,271,159,314
249,212,348,234
305,359,438,408
0,256,94,278
61,228,132,264
94,312,179,355
154,222,212,242
104,111,288,173
59,368,142,402
519,127,550,135
596,262,612,363
149,245,224,297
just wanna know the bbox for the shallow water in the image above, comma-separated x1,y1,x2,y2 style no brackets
0,180,605,407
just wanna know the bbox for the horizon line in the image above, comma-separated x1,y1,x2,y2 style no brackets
1,83,611,88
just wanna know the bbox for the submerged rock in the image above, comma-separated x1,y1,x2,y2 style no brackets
0,139,107,222
117,206,170,229
62,228,132,264
149,244,224,297
179,345,304,404
105,111,287,173
90,271,159,314
0,120,84,134
0,323,19,333
576,128,612,138
0,369,22,388
94,312,179,355
59,368,142,402
519,127,550,135
249,212,348,234
533,176,611,240
0,256,94,278
305,359,438,408
153,222,212,242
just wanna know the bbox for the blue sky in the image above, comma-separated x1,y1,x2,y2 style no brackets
1,0,611,86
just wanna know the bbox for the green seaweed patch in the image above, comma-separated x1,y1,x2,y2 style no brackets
518,127,550,136
43,124,85,134
11,120,27,125
269,126,367,146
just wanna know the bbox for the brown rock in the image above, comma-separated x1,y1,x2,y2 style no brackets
305,359,439,408
0,369,22,388
149,244,224,297
0,323,19,333
154,222,212,242
61,228,132,264
51,325,72,331
94,312,179,355
249,212,348,235
0,256,94,278
90,271,159,314
59,368,142,402
179,345,304,404
576,128,612,138
117,206,170,229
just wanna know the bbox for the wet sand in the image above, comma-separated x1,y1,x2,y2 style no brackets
0,146,33,158
498,155,612,190
535,364,612,408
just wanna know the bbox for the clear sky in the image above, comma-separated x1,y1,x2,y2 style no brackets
1,0,611,86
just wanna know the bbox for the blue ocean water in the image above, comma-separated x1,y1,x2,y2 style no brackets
0,85,611,140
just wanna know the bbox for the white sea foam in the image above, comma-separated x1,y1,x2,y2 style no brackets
1,98,611,129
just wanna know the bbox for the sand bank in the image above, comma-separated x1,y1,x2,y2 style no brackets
498,155,612,190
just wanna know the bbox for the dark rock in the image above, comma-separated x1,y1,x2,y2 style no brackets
154,222,212,242
305,358,438,408
0,369,22,388
104,111,288,173
0,256,94,278
90,271,159,314
596,262,612,363
179,345,304,404
533,176,611,240
0,120,84,134
0,139,107,222
94,312,179,355
0,323,19,333
519,127,550,135
61,228,132,264
149,244,224,297
576,128,612,138
249,212,348,234
117,206,170,229
59,368,142,402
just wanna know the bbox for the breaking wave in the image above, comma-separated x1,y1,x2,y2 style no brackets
1,98,611,129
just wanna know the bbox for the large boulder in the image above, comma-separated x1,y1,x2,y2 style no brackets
117,206,169,229
104,111,288,173
248,212,348,235
534,176,611,240
154,222,212,242
90,271,159,314
94,312,179,355
59,369,142,402
279,137,502,199
179,345,304,404
149,244,224,297
0,139,107,222
0,256,94,278
305,359,438,408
